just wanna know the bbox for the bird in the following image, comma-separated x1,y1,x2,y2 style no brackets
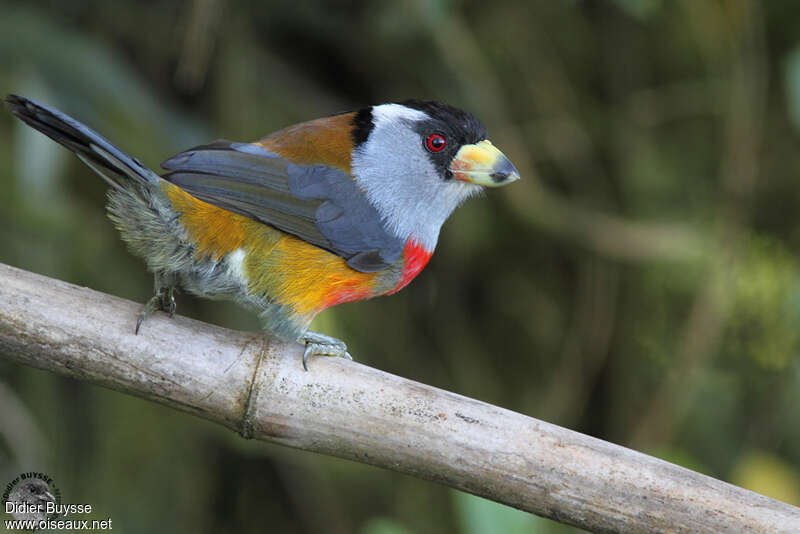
5,95,520,369
6,479,56,522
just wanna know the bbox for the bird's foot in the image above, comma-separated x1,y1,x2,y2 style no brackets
135,285,177,334
301,331,352,371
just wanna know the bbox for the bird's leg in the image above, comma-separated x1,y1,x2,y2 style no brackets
300,331,353,371
135,272,178,334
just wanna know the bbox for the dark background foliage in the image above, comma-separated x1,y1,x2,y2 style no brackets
1,0,799,532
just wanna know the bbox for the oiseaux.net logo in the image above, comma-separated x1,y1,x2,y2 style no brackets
2,472,113,531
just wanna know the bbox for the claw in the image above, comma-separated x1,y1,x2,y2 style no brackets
303,344,313,371
300,331,353,371
135,282,177,334
135,294,161,334
165,287,177,317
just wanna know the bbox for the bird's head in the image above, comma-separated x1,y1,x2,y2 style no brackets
12,480,55,506
349,100,520,251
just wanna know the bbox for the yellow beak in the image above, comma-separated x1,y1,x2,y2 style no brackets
449,140,520,187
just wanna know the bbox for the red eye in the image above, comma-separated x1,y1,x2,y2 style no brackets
426,133,446,152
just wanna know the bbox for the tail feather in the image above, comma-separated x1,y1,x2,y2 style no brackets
4,94,160,189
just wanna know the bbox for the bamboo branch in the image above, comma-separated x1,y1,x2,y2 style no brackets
0,262,797,533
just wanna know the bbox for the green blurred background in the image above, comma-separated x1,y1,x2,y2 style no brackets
2,0,800,532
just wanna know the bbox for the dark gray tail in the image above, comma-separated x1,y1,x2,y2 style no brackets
4,94,160,189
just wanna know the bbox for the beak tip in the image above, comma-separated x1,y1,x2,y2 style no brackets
490,160,521,185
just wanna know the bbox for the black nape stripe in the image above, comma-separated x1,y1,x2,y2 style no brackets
351,107,374,147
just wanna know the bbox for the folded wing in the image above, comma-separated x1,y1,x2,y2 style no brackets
161,141,404,272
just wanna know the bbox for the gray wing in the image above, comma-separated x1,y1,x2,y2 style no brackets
160,141,404,272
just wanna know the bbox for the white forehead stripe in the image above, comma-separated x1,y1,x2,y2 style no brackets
371,103,428,125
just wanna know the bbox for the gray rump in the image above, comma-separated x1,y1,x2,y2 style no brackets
161,141,404,272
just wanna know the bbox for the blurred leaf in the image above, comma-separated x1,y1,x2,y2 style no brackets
611,0,662,19
453,491,544,534
730,451,800,506
360,517,413,534
783,45,800,134
418,0,456,24
724,237,800,370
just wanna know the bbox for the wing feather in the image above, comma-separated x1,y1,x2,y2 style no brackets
161,141,404,272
